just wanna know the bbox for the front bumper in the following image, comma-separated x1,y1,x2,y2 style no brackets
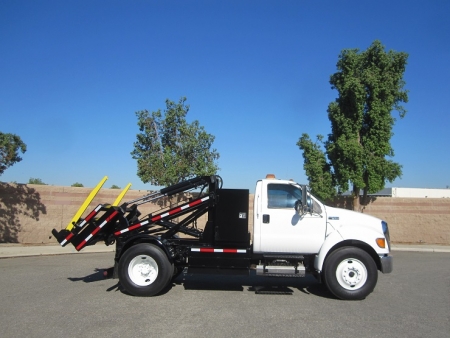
380,254,393,274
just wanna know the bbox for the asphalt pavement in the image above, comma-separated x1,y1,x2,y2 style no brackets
1,251,449,338
0,242,449,258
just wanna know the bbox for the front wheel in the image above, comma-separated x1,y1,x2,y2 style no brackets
323,247,378,300
118,243,172,296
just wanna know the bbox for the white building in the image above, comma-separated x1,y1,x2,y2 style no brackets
370,187,450,198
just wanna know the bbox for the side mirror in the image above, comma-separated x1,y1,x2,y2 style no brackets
302,184,307,210
295,185,310,215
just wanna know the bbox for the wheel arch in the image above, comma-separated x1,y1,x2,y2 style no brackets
116,235,172,264
316,239,381,272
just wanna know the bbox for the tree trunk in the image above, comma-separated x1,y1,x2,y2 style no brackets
362,187,368,209
352,185,360,211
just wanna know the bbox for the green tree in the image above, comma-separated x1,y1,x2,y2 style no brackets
0,132,26,176
131,97,220,186
28,178,47,185
298,40,408,210
297,134,335,201
71,182,84,187
110,184,120,189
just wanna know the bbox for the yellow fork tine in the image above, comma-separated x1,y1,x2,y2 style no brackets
112,183,132,206
65,176,108,231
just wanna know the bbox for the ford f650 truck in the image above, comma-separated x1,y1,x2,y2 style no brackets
52,174,392,300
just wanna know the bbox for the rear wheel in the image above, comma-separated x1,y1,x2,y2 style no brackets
118,243,172,296
323,247,378,300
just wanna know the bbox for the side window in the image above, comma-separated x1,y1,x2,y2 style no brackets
267,184,302,209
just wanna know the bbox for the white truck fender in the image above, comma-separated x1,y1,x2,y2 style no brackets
314,225,389,271
314,228,344,271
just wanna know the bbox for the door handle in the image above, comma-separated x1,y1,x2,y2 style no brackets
263,214,270,223
257,195,259,219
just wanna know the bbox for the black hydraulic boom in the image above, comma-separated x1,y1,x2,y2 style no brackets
51,175,222,251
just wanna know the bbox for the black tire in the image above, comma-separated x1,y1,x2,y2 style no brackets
323,247,378,300
118,243,172,297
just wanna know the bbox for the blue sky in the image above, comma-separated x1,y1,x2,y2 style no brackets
1,0,449,191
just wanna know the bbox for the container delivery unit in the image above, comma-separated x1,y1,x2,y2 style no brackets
52,174,392,300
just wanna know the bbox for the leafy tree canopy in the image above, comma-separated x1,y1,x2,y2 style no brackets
298,40,408,209
297,134,336,201
110,184,120,189
131,97,220,186
71,182,84,187
0,132,26,176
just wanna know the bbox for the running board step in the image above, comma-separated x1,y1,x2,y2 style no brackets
256,264,305,277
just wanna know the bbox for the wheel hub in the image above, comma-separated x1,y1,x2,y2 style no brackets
342,264,362,286
138,263,152,275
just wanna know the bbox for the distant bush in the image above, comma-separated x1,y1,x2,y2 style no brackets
71,182,84,187
28,178,47,185
110,184,120,189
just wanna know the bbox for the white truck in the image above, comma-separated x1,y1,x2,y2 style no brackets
52,174,392,300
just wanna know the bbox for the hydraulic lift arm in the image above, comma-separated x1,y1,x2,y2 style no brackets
51,175,221,251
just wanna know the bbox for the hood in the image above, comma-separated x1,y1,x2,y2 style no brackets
323,205,384,234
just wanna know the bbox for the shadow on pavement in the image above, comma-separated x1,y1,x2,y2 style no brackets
67,267,336,299
68,267,112,283
173,271,335,298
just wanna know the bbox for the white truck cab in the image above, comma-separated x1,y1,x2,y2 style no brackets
253,174,392,299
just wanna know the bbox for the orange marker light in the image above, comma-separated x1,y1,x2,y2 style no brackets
376,238,386,248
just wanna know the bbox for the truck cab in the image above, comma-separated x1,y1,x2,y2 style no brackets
253,175,327,254
252,174,392,299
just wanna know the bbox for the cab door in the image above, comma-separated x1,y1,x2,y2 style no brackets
254,182,326,254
